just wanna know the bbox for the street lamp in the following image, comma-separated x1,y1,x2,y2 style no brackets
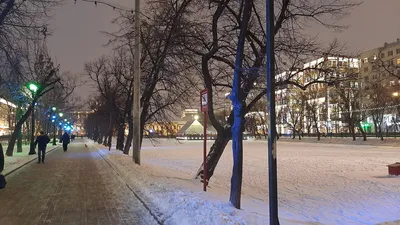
52,106,56,111
27,82,39,155
59,112,63,117
393,92,399,97
28,83,39,93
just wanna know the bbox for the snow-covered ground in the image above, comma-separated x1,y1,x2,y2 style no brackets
94,139,400,225
2,145,59,175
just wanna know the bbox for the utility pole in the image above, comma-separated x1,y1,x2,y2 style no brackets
132,0,141,164
266,0,280,224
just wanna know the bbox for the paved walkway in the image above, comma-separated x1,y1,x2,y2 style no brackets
0,140,158,225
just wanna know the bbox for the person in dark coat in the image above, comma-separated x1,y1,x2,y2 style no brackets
35,131,50,163
61,132,71,152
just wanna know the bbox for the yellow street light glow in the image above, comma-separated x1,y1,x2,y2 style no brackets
194,115,199,120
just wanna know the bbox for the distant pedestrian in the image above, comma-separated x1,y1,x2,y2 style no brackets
61,132,71,152
35,131,50,163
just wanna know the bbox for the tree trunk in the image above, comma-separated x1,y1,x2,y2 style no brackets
195,127,231,181
379,125,384,141
102,133,107,146
292,128,296,139
6,105,33,156
98,132,103,144
107,128,113,150
116,122,125,151
349,120,356,141
358,124,367,141
16,106,23,153
0,144,4,173
298,130,301,140
123,116,133,155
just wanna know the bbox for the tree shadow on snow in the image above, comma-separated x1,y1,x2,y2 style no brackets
281,219,324,225
375,220,400,225
372,175,400,179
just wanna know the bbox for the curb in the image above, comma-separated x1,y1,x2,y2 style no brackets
93,144,164,225
4,145,61,177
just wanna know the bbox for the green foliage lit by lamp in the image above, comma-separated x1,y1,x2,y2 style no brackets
361,122,371,128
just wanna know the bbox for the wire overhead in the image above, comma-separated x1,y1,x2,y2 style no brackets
75,0,134,13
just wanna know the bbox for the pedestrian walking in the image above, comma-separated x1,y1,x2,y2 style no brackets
34,131,50,163
61,132,71,152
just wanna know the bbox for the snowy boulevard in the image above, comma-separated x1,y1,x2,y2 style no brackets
0,140,159,225
97,138,400,225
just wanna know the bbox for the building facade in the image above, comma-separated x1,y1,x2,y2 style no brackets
71,110,94,136
276,56,359,135
0,98,17,136
359,38,400,132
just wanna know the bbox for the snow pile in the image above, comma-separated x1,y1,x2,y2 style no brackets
3,145,59,175
95,139,400,225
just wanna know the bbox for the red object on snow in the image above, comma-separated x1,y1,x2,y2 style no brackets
387,162,400,176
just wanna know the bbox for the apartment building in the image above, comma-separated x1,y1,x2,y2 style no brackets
359,38,400,131
276,56,359,135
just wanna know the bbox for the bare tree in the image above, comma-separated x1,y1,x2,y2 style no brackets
283,89,306,140
305,86,326,140
368,84,392,140
100,0,200,150
177,0,360,184
333,72,367,141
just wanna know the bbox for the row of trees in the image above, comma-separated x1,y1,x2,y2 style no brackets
277,57,400,142
0,0,79,156
84,0,362,209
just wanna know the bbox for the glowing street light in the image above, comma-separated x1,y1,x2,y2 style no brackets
64,119,67,122
393,92,399,97
58,112,64,117
194,115,199,120
51,106,56,111
28,83,39,93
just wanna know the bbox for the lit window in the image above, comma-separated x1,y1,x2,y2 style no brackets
397,58,400,65
364,57,368,63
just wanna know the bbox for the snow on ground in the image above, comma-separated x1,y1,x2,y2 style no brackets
94,138,400,225
279,136,400,147
2,145,59,175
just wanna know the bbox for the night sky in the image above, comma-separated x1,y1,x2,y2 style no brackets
47,0,400,100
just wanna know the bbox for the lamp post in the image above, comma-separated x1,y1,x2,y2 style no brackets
132,0,141,164
28,82,39,155
266,0,280,223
